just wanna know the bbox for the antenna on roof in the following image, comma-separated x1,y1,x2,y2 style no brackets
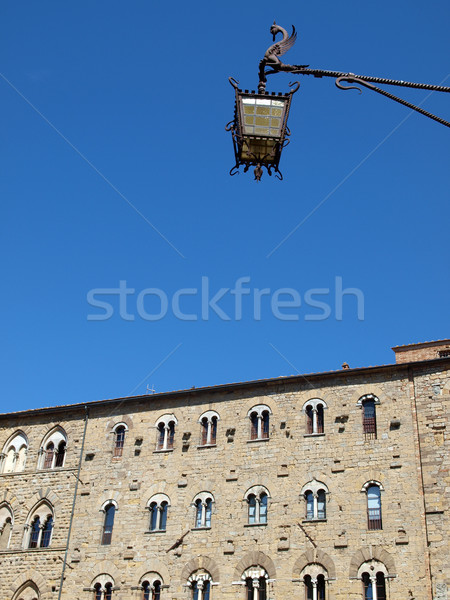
146,384,156,395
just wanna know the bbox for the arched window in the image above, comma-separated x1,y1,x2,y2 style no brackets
91,576,115,600
39,427,67,469
152,581,161,600
101,503,116,545
43,443,54,469
55,440,66,467
245,486,269,525
242,567,268,600
305,491,314,520
142,581,151,600
247,405,272,441
198,411,220,446
155,415,177,451
358,394,379,439
94,584,102,600
29,516,40,548
26,501,54,549
147,494,170,531
113,424,127,458
1,431,28,473
193,492,214,528
104,583,113,600
301,564,328,600
140,574,163,600
187,571,212,600
301,480,329,521
303,574,326,600
302,400,327,435
359,561,388,600
40,515,53,547
0,503,14,550
12,581,40,600
363,482,383,530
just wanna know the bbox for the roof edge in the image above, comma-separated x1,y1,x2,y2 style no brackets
1,356,449,420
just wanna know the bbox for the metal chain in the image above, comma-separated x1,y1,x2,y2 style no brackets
291,68,450,92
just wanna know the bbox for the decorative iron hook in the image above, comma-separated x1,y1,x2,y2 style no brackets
288,81,301,95
335,76,365,94
228,77,240,90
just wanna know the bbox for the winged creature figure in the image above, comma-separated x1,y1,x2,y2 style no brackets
264,22,298,66
258,22,308,92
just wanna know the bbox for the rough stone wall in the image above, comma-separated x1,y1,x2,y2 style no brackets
0,361,448,600
0,413,86,600
63,370,431,599
412,366,450,600
393,341,450,364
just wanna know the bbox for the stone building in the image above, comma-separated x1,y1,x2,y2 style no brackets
0,340,449,600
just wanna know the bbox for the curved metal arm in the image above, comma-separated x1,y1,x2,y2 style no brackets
335,75,450,128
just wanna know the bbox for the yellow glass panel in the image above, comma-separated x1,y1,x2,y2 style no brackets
270,118,281,129
255,116,270,126
254,127,270,135
244,116,255,125
243,125,254,134
271,107,283,117
243,105,256,115
256,106,270,115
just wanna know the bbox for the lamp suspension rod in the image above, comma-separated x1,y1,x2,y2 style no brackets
334,76,450,128
283,68,450,93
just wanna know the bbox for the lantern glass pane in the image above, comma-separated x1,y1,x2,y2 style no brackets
239,138,278,163
240,96,287,137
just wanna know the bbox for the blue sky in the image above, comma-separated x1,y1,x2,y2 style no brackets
1,1,449,413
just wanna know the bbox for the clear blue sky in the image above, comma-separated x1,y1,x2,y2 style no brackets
1,1,449,413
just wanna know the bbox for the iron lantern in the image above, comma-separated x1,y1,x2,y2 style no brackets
226,22,449,182
226,78,299,181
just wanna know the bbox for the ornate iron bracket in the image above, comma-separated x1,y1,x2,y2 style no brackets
257,23,450,128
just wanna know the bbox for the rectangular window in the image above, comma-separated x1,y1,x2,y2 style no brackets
363,401,377,440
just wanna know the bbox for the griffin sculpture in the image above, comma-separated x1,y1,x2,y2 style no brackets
258,22,308,92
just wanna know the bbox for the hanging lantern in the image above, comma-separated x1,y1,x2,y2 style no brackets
226,78,299,181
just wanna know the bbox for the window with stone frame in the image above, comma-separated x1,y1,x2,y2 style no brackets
302,399,327,435
362,481,383,530
198,411,219,446
247,405,272,441
147,494,170,531
242,567,269,600
358,560,388,600
358,394,379,440
245,486,269,525
25,501,54,549
192,492,214,528
187,570,212,600
91,575,115,600
1,431,28,473
101,502,116,545
300,563,328,600
0,503,13,550
112,424,127,458
155,414,177,451
38,427,67,470
12,581,40,600
301,480,328,521
142,579,161,600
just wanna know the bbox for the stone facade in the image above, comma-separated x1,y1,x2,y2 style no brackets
0,342,448,600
